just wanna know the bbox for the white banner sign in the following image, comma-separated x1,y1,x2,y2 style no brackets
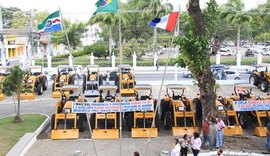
72,100,153,113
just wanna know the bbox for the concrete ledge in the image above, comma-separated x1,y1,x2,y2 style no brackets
6,114,49,156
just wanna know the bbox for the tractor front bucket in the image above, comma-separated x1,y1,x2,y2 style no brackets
52,91,61,98
51,129,79,140
20,93,36,100
224,125,243,136
121,89,135,96
172,127,199,136
131,128,158,138
0,93,4,100
92,129,119,139
254,127,267,137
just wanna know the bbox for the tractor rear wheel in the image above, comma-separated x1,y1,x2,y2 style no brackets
82,75,86,92
238,112,249,129
42,77,48,90
37,83,43,95
52,83,55,92
249,74,259,86
260,81,269,92
193,98,202,121
90,113,96,131
78,113,86,132
164,112,172,130
51,114,56,130
126,113,134,131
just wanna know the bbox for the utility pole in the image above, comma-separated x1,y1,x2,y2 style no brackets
0,4,6,66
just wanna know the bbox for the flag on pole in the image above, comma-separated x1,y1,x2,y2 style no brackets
149,12,179,32
94,0,118,15
38,11,62,33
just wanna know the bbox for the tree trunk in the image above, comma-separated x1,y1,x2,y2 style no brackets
188,0,217,119
236,25,241,55
14,92,22,123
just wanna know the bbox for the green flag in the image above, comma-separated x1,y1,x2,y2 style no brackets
94,0,118,15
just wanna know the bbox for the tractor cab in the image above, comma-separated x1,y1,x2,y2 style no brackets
126,84,158,138
161,84,198,136
52,65,76,98
90,85,120,139
51,85,86,140
83,65,102,102
118,64,135,97
249,63,270,92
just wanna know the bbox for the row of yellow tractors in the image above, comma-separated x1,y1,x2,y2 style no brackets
49,64,270,140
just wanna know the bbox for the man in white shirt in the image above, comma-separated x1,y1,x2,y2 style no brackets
171,139,181,156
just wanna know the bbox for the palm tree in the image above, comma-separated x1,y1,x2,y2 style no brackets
89,11,130,58
220,0,252,54
3,66,27,122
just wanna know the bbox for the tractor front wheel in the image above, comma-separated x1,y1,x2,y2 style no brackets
260,81,269,92
51,114,56,130
78,113,86,132
238,112,249,129
37,83,43,95
249,74,259,86
164,112,172,130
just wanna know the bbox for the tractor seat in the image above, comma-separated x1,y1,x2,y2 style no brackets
33,72,41,76
140,95,149,100
173,95,180,100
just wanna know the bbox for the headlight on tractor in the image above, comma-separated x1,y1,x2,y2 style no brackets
177,106,185,111
64,108,71,113
217,105,224,111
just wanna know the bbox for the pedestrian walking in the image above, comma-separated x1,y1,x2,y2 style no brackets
171,138,181,156
216,116,226,149
266,119,270,151
180,134,189,156
156,60,159,71
133,151,140,156
191,132,201,156
201,118,213,150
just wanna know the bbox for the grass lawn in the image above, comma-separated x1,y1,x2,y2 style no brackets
0,114,47,156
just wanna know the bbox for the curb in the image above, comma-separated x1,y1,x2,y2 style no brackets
6,113,49,156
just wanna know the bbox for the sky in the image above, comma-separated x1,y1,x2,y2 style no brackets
0,0,267,22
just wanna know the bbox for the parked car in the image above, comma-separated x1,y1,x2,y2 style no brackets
211,64,230,70
262,48,270,56
218,48,234,56
245,49,255,57
183,70,193,78
224,70,241,80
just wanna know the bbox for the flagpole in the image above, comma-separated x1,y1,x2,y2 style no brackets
118,0,123,156
58,6,73,66
144,9,181,156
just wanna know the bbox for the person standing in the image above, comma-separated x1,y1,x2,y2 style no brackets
266,120,270,151
180,134,189,156
216,116,226,149
156,60,159,71
171,138,181,156
191,132,201,156
201,118,213,150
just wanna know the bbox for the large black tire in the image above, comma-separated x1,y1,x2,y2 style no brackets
90,113,96,131
99,74,103,86
193,98,202,121
51,114,56,130
82,75,87,92
238,112,249,129
126,112,134,131
52,83,55,92
70,75,75,84
164,112,173,130
249,74,259,86
160,99,170,121
260,81,269,92
37,83,43,95
42,77,48,90
78,113,86,132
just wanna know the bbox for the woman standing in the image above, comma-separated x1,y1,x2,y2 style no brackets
216,116,226,149
180,134,189,156
171,139,181,156
191,132,201,156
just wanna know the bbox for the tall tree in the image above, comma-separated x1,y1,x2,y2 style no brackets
220,0,252,54
175,0,216,119
3,66,27,123
1,7,21,28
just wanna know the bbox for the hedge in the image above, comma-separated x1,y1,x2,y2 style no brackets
35,56,270,67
